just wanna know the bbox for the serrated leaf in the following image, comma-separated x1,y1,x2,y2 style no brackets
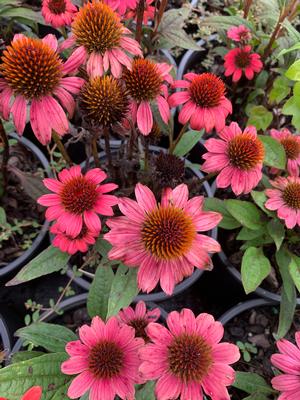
289,255,300,294
225,200,265,230
267,219,285,250
203,198,241,230
7,246,69,286
241,247,271,294
107,265,139,317
16,322,77,353
87,265,114,320
247,106,273,130
0,352,70,400
173,130,204,157
233,372,275,395
258,135,286,169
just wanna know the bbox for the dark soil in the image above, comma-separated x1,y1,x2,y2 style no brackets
225,306,300,399
0,142,46,266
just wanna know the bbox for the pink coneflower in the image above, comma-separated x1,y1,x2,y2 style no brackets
224,45,263,82
104,183,222,295
61,316,144,400
270,128,300,176
60,1,142,78
42,0,77,28
168,73,232,133
0,34,84,145
37,166,118,238
227,25,251,42
140,309,240,400
126,0,155,24
106,0,136,15
271,332,300,400
0,387,43,400
51,223,99,255
123,58,173,135
265,176,300,229
202,122,264,195
118,301,160,341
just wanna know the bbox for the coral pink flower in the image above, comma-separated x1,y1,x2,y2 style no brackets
270,128,300,176
202,122,265,195
61,316,144,400
104,183,222,295
169,73,232,133
227,25,251,42
265,176,300,229
0,387,43,400
271,332,300,400
38,166,118,238
140,309,240,400
106,0,136,15
60,1,142,79
123,58,173,135
0,34,84,145
51,223,99,255
42,0,77,28
126,0,155,24
224,45,263,82
118,301,160,341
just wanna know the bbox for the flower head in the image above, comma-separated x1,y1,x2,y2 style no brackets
271,332,300,400
202,122,264,195
126,0,155,24
270,128,300,176
79,75,129,127
227,25,251,42
224,45,263,82
62,1,142,78
140,309,240,400
169,73,232,133
123,58,173,135
118,301,160,341
0,34,84,144
51,223,99,255
42,0,77,28
104,183,222,295
0,387,43,400
265,176,300,229
38,166,118,238
61,316,144,400
155,152,185,188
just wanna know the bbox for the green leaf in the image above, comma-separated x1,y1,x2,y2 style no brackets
203,15,254,31
282,96,300,130
0,207,7,225
267,219,285,250
7,246,69,286
203,198,241,230
251,190,273,216
16,322,77,353
233,371,275,395
136,381,156,400
286,59,300,81
237,227,266,241
94,238,112,261
243,394,269,400
289,255,300,293
107,265,139,317
225,200,265,230
278,42,300,57
276,247,294,302
12,351,45,364
258,135,286,169
240,235,273,250
269,76,291,104
276,281,296,339
173,130,204,157
0,352,70,400
241,247,271,294
87,265,114,320
247,106,273,130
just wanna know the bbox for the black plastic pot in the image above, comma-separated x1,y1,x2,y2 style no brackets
218,298,277,326
0,133,51,278
11,293,167,356
66,145,217,302
0,305,24,366
0,313,12,366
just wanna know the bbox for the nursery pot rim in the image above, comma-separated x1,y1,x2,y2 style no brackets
0,133,51,278
218,298,277,326
66,145,217,302
0,312,12,366
11,293,167,356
